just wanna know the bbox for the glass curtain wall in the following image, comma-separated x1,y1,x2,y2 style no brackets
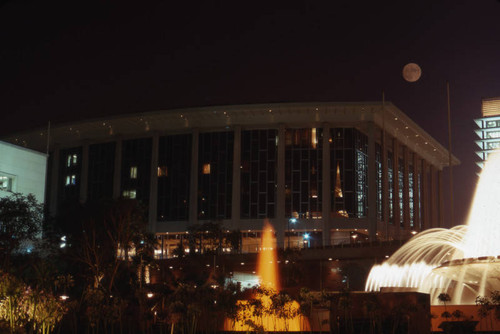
241,129,277,219
329,128,368,218
388,151,394,224
121,138,152,204
157,134,191,221
285,128,322,219
198,131,234,220
87,142,115,202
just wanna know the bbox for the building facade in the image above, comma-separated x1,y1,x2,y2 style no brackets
474,97,500,168
0,140,47,203
3,102,458,254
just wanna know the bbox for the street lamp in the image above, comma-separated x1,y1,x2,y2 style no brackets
287,218,297,249
303,233,310,248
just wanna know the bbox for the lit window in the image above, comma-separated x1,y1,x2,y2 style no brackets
158,166,168,177
202,163,211,174
65,175,76,186
311,128,317,148
487,131,500,139
486,121,498,128
335,162,343,198
67,154,78,167
0,175,14,192
130,166,138,179
488,142,500,150
122,190,137,199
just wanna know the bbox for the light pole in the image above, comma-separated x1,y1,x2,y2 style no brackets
287,218,297,249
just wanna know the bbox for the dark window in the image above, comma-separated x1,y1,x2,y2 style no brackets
198,131,234,220
409,163,414,228
157,134,191,221
398,157,404,227
355,131,368,218
417,167,422,229
376,143,382,221
388,151,394,224
285,128,322,219
241,129,277,219
88,142,115,202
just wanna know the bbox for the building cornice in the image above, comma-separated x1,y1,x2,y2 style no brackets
1,102,458,169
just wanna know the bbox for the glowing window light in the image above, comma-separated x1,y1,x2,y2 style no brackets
203,163,211,174
311,128,318,148
130,166,138,179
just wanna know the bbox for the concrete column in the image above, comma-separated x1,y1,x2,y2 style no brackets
231,126,242,229
276,125,286,249
421,160,430,230
413,154,421,231
381,131,389,239
367,122,377,241
79,142,89,203
148,134,159,232
112,138,122,199
402,146,410,231
189,130,199,226
49,146,60,216
438,169,444,228
430,165,437,228
392,139,401,237
321,124,331,246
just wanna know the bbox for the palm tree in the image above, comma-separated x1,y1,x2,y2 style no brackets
438,293,451,313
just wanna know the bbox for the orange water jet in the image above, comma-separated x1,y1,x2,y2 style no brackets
225,220,308,331
257,220,280,290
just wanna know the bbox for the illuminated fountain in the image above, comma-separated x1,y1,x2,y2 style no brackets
225,220,307,331
366,151,500,305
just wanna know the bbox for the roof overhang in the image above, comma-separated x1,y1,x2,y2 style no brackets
1,102,458,170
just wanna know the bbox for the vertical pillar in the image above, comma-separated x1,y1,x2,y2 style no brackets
430,165,437,228
402,146,410,232
231,126,242,229
392,139,400,238
413,154,421,231
321,123,331,246
148,134,159,232
189,130,199,226
367,122,377,241
276,125,286,249
421,160,430,230
49,146,60,216
438,169,444,228
112,138,122,199
79,142,89,203
381,131,389,239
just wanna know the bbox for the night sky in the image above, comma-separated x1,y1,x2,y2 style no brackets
1,0,499,227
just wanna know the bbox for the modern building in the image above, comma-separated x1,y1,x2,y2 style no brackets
474,97,500,168
0,140,47,203
2,102,458,255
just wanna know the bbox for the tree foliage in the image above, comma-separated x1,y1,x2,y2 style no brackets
0,193,43,270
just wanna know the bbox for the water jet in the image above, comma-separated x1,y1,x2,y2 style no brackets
366,151,500,305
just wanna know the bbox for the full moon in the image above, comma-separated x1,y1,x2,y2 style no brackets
402,63,422,82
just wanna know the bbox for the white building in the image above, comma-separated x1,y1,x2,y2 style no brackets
0,140,47,203
475,97,500,168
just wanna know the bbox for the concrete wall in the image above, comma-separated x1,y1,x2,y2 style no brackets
0,141,47,203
